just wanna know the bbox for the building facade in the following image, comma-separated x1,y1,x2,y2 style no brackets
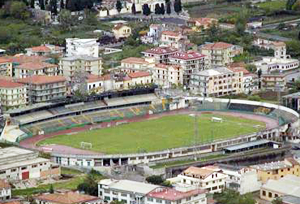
0,180,11,200
14,62,60,79
142,47,178,64
66,38,99,58
112,24,132,40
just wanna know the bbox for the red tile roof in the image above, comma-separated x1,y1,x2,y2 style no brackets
0,79,25,88
162,31,181,37
170,51,205,60
36,191,100,204
16,62,57,70
0,179,10,189
202,42,233,50
121,57,148,64
144,47,178,55
147,188,206,201
0,58,12,64
30,45,51,53
17,75,66,85
4,55,49,64
155,63,181,70
128,71,151,78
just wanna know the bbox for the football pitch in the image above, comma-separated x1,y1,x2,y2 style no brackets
38,113,266,154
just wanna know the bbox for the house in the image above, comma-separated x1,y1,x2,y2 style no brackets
142,47,178,64
216,164,261,195
146,187,207,204
112,24,131,40
25,44,64,56
35,191,102,204
87,74,113,93
190,67,243,97
98,179,159,204
0,179,11,200
128,71,152,85
141,24,164,45
14,62,60,78
187,18,218,32
251,157,300,184
0,78,27,111
152,64,183,88
66,38,99,58
17,75,67,103
260,175,300,201
59,56,103,82
169,51,205,85
0,58,13,77
168,166,227,194
199,42,243,68
160,31,190,50
0,147,60,181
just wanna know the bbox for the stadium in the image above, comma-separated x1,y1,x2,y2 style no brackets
1,87,299,168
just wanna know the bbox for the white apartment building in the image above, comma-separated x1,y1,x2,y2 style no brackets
142,47,178,64
152,64,183,88
14,62,60,78
189,67,243,97
217,164,261,195
200,42,243,68
121,57,151,70
0,147,60,181
0,78,27,111
59,55,103,82
160,31,190,50
66,38,99,58
0,179,11,200
146,187,207,204
169,51,205,85
98,179,159,204
169,166,227,194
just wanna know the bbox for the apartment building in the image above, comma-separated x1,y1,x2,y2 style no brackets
0,58,13,77
146,187,207,204
142,47,178,64
0,179,11,200
98,179,158,204
112,24,132,39
14,62,60,78
261,73,286,91
189,67,243,97
169,166,227,194
66,38,99,58
35,191,102,204
152,64,183,88
169,51,205,85
121,57,151,69
18,75,67,103
200,42,243,68
251,158,300,184
59,56,103,82
0,78,27,111
260,175,300,201
0,147,60,181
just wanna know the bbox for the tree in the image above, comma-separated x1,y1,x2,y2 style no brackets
77,169,101,196
166,1,171,14
58,9,73,30
142,4,150,16
116,0,122,13
30,0,35,8
174,0,182,14
245,64,257,73
214,189,255,204
9,1,30,19
40,0,45,9
235,11,248,35
286,0,297,10
272,198,283,204
60,0,64,9
155,3,160,14
146,175,164,185
160,3,165,14
50,0,58,15
49,184,54,194
131,3,136,14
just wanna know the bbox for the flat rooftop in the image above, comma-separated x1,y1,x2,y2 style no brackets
224,139,272,152
0,147,35,160
0,157,49,171
251,160,292,171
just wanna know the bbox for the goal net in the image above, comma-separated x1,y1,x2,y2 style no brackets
80,142,92,150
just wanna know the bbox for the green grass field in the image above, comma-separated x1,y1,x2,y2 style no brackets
257,0,286,11
38,113,266,154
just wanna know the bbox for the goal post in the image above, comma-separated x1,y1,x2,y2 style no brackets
80,142,92,150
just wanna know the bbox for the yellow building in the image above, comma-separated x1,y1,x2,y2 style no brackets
112,24,131,40
251,157,300,184
0,58,13,77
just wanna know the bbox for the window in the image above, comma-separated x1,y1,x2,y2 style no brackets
268,192,272,198
147,198,153,202
262,191,266,196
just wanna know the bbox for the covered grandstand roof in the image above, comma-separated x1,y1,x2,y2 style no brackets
105,94,158,106
223,139,276,152
7,103,53,114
